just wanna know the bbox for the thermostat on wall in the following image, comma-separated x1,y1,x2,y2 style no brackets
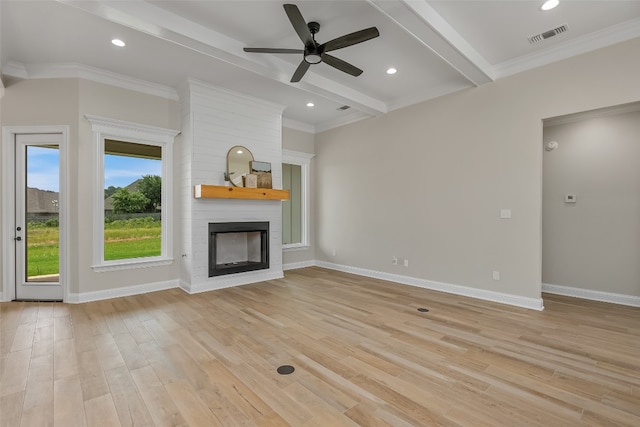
564,194,576,203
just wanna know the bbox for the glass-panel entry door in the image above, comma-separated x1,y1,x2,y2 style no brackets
15,134,63,300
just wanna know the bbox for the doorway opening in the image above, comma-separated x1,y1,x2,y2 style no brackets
2,126,69,301
542,101,640,306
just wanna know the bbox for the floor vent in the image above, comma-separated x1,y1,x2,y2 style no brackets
528,24,568,44
277,365,295,375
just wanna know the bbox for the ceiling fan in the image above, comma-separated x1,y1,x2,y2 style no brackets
243,4,379,82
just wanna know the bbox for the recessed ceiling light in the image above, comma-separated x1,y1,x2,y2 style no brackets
541,0,559,11
306,102,314,107
386,68,397,75
111,39,126,47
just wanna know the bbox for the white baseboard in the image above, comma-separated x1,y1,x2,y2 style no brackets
184,270,284,294
283,260,316,271
542,283,640,307
315,261,545,311
66,279,179,304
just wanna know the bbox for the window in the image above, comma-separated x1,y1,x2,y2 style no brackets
104,140,162,260
282,163,302,244
86,115,178,271
282,150,314,250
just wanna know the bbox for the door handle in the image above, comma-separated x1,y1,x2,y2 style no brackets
15,236,22,241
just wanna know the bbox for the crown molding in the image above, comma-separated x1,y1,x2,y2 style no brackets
2,61,178,100
494,17,640,79
285,110,374,134
282,118,316,134
314,110,373,134
387,82,473,113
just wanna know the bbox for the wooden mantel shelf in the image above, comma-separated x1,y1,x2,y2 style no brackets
194,185,290,201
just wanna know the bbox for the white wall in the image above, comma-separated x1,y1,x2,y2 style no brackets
179,80,286,293
1,78,181,299
76,80,181,297
314,38,640,304
543,107,640,297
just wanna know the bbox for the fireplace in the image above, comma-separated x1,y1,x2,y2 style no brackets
209,222,269,277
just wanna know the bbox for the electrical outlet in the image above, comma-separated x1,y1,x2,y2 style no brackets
392,256,398,265
404,259,409,267
492,270,500,280
332,249,337,257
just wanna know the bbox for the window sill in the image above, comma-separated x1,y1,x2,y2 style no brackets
283,243,311,252
92,256,173,273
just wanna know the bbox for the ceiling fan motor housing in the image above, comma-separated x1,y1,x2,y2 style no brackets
307,21,320,35
304,21,323,63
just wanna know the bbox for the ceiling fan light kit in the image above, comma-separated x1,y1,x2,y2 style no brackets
244,4,379,82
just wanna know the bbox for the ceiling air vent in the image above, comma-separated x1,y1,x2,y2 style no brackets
528,24,568,44
337,105,351,111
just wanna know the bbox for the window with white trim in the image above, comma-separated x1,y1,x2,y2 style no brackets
86,115,178,271
282,150,314,250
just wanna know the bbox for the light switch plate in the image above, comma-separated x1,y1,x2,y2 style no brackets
500,209,512,219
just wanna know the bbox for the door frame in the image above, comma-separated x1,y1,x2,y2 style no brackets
2,125,70,302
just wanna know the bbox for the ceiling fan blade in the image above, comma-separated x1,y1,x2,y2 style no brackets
283,4,314,48
321,27,379,52
244,48,304,54
321,54,363,77
291,60,311,83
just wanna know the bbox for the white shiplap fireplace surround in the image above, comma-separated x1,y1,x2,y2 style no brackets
178,79,285,293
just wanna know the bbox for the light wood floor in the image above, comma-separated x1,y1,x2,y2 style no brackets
1,267,639,426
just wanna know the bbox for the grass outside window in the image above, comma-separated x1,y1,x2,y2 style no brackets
27,217,161,276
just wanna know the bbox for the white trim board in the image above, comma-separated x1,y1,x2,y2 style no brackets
283,260,316,271
3,61,178,101
181,270,285,294
315,261,544,311
542,283,640,308
85,114,178,273
66,279,179,304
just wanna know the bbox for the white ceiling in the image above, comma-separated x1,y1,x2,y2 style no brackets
2,0,640,132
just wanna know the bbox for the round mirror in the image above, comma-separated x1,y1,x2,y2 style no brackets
227,145,254,187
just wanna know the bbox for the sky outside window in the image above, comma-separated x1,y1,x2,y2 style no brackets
27,149,160,193
26,146,59,192
104,154,161,189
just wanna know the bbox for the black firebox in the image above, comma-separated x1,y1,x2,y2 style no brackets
208,222,269,277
